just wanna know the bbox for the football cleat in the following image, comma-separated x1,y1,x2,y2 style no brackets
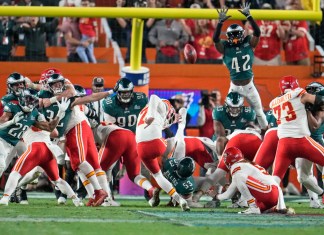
310,198,324,209
187,200,204,208
93,189,108,207
0,196,9,206
101,197,121,207
86,198,95,207
179,197,190,212
72,197,84,207
18,188,29,205
57,196,67,205
148,187,161,207
238,207,261,214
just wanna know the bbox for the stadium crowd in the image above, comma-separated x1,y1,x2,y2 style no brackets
0,0,323,215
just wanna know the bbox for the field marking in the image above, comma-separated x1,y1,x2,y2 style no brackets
137,210,194,227
137,211,324,228
0,217,157,223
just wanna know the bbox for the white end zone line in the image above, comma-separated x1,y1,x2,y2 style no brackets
137,210,194,227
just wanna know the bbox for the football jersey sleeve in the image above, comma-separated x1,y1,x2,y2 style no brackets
212,106,225,121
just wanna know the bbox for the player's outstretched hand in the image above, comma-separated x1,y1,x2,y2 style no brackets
238,1,251,18
217,7,231,23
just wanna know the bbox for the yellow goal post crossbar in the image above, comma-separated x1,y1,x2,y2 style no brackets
0,1,320,71
0,4,321,21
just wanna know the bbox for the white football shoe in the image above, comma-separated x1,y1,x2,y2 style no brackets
101,197,121,207
310,198,324,209
0,196,9,206
238,207,261,215
57,196,67,205
72,197,84,207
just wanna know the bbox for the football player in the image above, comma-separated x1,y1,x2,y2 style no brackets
136,94,190,211
39,73,116,207
269,76,324,188
213,3,268,132
213,92,257,156
215,147,292,215
103,78,147,133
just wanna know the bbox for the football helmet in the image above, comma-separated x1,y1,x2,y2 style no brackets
162,99,177,128
47,73,65,95
74,84,87,97
226,24,245,45
225,92,244,117
7,72,26,96
176,157,196,179
40,68,61,89
18,89,39,112
305,82,324,95
279,75,299,94
116,78,134,103
223,147,244,170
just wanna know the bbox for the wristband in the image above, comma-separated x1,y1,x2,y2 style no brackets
50,96,58,104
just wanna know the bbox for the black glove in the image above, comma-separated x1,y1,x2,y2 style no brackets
305,102,314,112
238,2,251,18
217,7,231,23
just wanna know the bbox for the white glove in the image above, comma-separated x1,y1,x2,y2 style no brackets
56,97,71,120
0,111,24,130
12,111,24,124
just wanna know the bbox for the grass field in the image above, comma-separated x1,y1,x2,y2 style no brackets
1,193,324,235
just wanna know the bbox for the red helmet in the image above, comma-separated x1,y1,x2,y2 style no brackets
40,68,62,88
223,147,244,170
279,75,299,94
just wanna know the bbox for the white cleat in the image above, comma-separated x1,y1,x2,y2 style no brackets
179,197,190,212
238,207,261,215
101,197,121,207
72,197,84,207
228,199,248,208
57,196,67,205
0,197,9,206
310,198,324,209
148,188,160,207
19,200,29,205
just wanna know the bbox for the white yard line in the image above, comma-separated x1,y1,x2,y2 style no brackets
0,217,157,223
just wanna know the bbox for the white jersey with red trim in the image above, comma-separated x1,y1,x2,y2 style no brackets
269,87,309,139
136,95,173,143
22,127,51,145
65,105,88,134
217,162,279,201
22,127,64,159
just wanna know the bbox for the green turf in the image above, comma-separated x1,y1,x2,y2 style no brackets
1,197,324,235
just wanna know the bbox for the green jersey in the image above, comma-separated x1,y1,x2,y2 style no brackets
102,92,147,133
0,103,44,146
1,94,18,106
162,158,195,196
212,105,256,136
266,110,277,128
222,35,254,81
40,91,73,137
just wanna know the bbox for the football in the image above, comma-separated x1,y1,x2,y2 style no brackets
183,44,197,64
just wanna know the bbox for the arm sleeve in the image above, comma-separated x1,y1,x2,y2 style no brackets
147,94,161,119
247,16,260,37
213,22,223,43
197,105,206,126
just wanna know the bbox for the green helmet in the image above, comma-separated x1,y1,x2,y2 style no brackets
176,157,195,179
116,78,134,103
47,73,65,95
18,89,39,112
74,84,87,97
305,82,324,95
225,92,244,118
7,72,26,96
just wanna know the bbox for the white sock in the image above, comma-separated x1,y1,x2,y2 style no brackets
78,161,101,190
134,175,153,191
17,166,43,187
53,178,76,198
3,171,22,197
77,171,95,198
152,170,175,196
96,170,111,197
